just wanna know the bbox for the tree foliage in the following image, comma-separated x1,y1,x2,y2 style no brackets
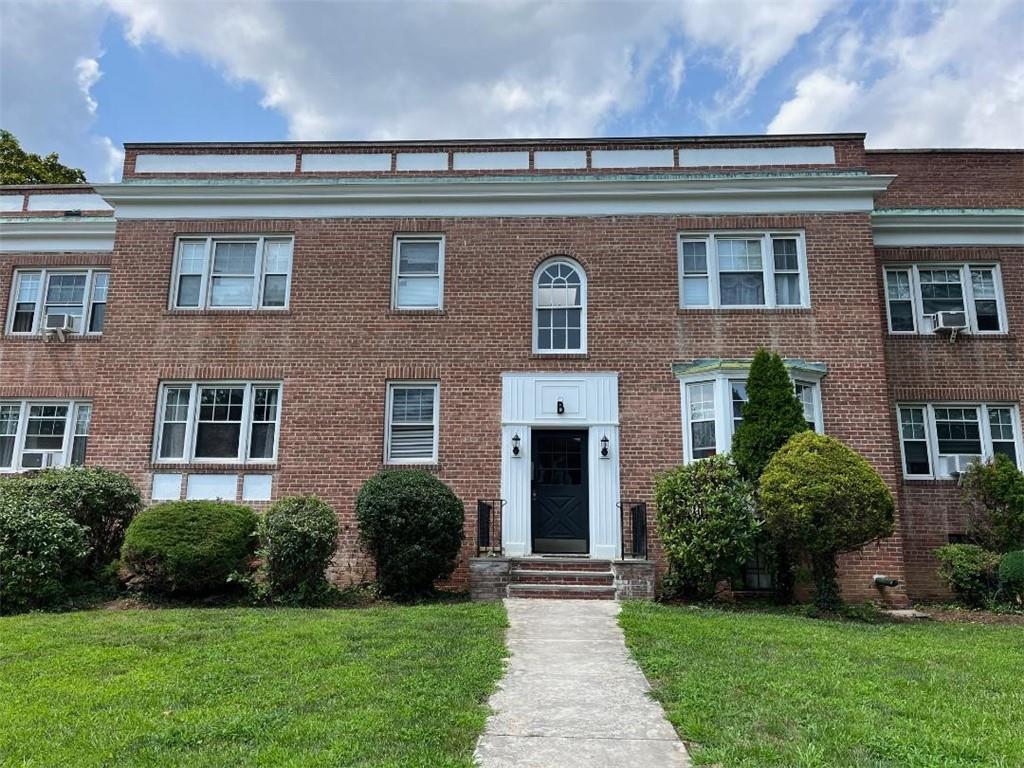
961,454,1024,553
654,454,759,600
760,432,895,611
731,348,809,483
1,130,86,184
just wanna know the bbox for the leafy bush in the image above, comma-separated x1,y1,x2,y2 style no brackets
120,501,258,595
0,492,89,613
998,550,1024,605
934,544,1000,607
731,348,810,483
0,467,142,575
260,495,339,603
961,455,1024,553
760,432,895,611
356,470,464,598
654,454,759,599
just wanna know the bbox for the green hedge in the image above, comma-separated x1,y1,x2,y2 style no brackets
0,492,89,613
934,544,1000,607
998,550,1024,605
261,495,339,602
356,470,463,598
120,501,258,595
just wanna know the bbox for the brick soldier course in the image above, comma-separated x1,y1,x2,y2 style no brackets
1,134,1021,603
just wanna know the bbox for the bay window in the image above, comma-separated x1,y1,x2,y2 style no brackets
679,367,823,462
897,403,1022,479
171,236,293,310
155,382,282,463
0,400,92,472
679,232,809,309
6,269,110,335
884,264,1006,334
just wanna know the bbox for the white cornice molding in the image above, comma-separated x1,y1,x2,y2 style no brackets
92,173,895,219
872,209,1024,247
0,217,116,252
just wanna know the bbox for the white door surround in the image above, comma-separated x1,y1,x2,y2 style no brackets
500,372,620,559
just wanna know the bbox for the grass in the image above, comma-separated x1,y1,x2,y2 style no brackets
620,602,1024,768
0,603,507,768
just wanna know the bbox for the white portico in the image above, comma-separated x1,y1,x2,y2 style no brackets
500,372,621,559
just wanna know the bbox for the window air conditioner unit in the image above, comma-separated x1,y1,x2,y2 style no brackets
944,454,979,476
934,311,968,332
43,314,77,342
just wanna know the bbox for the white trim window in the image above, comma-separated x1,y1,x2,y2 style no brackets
171,236,293,310
0,400,92,472
897,403,1022,479
392,235,444,310
680,374,823,463
154,382,282,463
679,232,809,309
534,257,587,353
884,264,1007,334
6,268,110,335
385,382,440,464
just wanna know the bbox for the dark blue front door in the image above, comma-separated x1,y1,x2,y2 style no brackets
531,430,589,554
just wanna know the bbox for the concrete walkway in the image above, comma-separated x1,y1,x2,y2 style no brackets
474,599,690,767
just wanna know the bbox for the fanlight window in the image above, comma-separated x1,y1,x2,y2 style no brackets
534,259,586,353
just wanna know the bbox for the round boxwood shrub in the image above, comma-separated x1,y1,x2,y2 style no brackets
0,491,90,614
934,543,1000,607
120,501,258,595
760,432,895,611
0,467,142,576
998,550,1024,605
654,454,759,600
356,469,464,598
261,495,339,602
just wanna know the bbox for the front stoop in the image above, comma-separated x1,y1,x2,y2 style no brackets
469,557,655,600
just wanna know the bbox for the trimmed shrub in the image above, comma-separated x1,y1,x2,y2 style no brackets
356,469,463,598
998,550,1024,605
120,501,258,595
654,454,759,600
0,491,90,613
0,467,142,575
760,432,895,611
961,454,1024,554
934,544,1000,607
261,495,339,602
731,348,809,483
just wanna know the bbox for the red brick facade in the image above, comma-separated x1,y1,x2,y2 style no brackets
2,135,1021,602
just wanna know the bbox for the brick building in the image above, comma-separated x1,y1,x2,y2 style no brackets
1,133,1021,603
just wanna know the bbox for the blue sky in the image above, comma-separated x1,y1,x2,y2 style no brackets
2,0,1022,180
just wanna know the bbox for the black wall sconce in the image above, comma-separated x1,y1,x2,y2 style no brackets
512,433,521,457
600,435,610,458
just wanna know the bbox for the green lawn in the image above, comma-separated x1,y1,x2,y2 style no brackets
0,603,507,768
620,603,1024,768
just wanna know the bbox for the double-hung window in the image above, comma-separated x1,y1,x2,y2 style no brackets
897,403,1022,478
679,232,809,309
6,269,110,335
884,264,1006,334
392,235,444,310
385,382,439,464
154,382,282,463
680,372,823,462
171,236,293,310
0,400,92,472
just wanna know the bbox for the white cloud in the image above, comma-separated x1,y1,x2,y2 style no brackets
0,0,122,180
768,0,1024,147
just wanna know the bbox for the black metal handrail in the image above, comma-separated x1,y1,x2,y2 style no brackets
476,498,506,556
617,500,649,560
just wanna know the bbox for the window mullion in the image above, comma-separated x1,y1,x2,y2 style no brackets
201,238,213,309
33,270,46,334
255,237,266,309
708,237,720,307
961,265,978,332
240,384,254,461
715,377,728,454
979,404,993,461
186,383,199,461
13,401,29,471
763,234,776,307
